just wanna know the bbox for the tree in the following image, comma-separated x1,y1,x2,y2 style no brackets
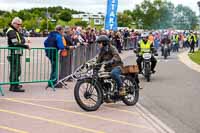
0,6,83,31
117,12,133,27
125,0,197,30
59,10,72,22
17,11,32,21
0,17,7,28
0,10,7,16
151,0,174,29
75,21,88,28
174,4,198,30
23,18,38,30
40,19,54,31
131,0,158,29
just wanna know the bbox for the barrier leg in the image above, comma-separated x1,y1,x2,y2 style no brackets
0,86,4,96
50,81,56,91
46,81,56,91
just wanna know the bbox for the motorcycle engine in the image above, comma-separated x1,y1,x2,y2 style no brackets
103,80,113,91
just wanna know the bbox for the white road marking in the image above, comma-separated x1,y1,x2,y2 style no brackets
136,103,176,133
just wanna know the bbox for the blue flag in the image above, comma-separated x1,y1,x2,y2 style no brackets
105,0,118,31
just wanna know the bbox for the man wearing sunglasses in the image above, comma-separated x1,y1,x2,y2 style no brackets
6,17,30,92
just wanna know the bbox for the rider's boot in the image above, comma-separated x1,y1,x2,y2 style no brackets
151,70,156,74
119,87,126,96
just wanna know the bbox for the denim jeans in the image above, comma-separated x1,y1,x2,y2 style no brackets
111,66,122,89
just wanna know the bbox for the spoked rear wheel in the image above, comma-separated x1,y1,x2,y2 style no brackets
74,79,103,111
122,76,139,106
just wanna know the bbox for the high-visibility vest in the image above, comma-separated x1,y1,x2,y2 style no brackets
172,35,179,43
139,40,151,55
188,34,197,43
61,36,68,57
176,35,179,42
6,27,22,44
6,27,23,55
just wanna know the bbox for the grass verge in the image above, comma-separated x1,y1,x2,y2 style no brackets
188,50,200,65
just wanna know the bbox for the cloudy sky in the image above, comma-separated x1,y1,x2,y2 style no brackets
0,0,199,15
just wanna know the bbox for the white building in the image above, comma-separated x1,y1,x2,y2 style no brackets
72,13,104,25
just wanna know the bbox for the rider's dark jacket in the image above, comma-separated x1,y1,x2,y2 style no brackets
96,44,123,71
161,38,171,45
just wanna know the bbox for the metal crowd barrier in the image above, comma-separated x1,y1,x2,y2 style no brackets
0,44,98,95
123,37,136,50
0,47,58,96
58,44,98,88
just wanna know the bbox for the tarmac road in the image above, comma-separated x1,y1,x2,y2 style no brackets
124,50,200,133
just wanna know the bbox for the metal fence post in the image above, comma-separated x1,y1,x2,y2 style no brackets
0,86,4,96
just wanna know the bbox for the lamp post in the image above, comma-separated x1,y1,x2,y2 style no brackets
156,5,160,29
197,2,200,30
46,7,49,32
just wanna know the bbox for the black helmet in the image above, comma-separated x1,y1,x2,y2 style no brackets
96,35,110,43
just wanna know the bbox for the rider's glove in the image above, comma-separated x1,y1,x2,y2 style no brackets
107,59,114,65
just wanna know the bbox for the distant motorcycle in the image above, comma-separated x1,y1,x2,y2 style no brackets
142,52,152,82
134,49,157,82
162,43,170,59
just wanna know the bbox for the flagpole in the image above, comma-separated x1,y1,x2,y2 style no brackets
104,0,108,30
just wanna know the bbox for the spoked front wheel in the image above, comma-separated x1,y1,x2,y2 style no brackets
122,76,139,106
74,79,103,111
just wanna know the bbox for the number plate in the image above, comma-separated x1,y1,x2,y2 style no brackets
143,53,151,59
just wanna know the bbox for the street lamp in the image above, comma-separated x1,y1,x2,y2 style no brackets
40,0,49,32
197,2,200,30
197,1,200,13
46,7,49,32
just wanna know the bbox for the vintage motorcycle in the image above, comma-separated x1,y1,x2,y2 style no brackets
73,59,139,111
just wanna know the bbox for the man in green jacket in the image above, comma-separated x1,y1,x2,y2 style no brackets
6,17,30,92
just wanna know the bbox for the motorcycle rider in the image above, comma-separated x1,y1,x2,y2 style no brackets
136,33,157,74
160,32,171,56
96,35,126,96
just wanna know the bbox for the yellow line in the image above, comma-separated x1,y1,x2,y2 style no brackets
104,106,140,116
1,98,140,116
0,109,104,133
0,125,28,133
5,98,153,131
0,98,73,102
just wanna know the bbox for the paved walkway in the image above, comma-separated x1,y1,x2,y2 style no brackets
178,50,200,73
